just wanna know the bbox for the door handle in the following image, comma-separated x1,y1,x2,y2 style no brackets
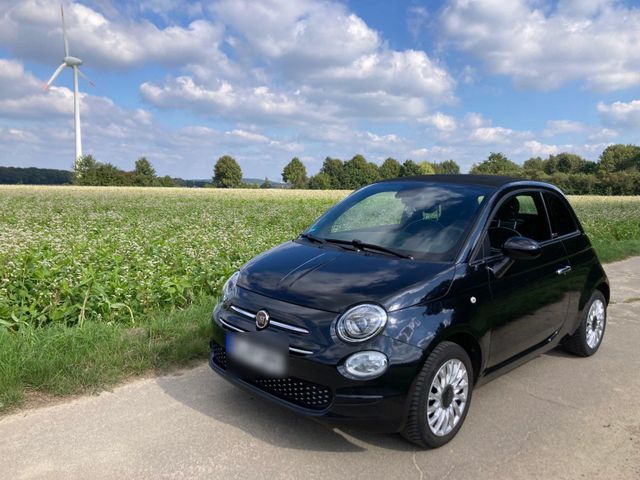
556,266,571,275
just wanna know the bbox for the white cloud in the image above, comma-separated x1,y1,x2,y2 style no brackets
142,0,455,123
211,0,379,68
420,112,457,131
440,0,640,91
470,126,522,144
140,76,329,124
407,5,429,41
0,0,236,76
225,129,269,143
543,120,585,137
597,99,640,129
521,140,560,157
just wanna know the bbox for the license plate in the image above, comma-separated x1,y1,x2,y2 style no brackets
226,332,288,378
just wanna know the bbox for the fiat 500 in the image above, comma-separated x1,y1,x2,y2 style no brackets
209,175,608,448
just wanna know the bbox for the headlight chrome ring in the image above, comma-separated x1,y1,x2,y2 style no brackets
336,303,387,343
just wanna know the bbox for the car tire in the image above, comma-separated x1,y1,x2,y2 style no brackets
401,341,473,448
563,290,607,357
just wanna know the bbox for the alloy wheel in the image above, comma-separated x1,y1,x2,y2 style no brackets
426,359,469,437
586,299,605,349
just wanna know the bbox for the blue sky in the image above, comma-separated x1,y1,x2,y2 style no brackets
0,0,639,179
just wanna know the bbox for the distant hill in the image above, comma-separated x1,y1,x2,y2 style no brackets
0,166,73,185
243,178,286,187
0,167,286,188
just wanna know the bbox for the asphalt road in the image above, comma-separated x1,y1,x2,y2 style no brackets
2,257,639,480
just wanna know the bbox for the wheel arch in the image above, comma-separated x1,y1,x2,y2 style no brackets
425,328,484,385
596,281,610,305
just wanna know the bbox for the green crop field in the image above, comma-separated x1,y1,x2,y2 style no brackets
1,186,639,413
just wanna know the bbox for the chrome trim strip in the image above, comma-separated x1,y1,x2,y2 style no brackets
230,305,255,319
219,317,246,332
269,320,310,334
220,316,313,355
288,346,314,355
230,305,310,334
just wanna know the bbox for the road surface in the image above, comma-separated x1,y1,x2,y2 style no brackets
1,257,639,479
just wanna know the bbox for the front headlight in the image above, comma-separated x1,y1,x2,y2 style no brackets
336,304,387,343
221,271,240,304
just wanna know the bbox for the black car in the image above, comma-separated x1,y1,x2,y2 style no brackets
209,175,609,448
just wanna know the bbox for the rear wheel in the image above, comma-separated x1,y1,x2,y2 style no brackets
563,291,607,357
401,341,473,448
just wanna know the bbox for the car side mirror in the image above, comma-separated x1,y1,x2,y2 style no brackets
502,236,541,260
488,236,541,279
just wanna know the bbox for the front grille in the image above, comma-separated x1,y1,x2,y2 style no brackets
211,342,332,410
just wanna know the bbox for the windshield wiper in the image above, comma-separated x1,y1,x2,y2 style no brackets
298,233,326,244
324,238,413,259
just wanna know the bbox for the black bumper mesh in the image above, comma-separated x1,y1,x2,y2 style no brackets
211,343,332,410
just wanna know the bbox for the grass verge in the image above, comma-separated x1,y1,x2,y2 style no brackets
0,297,215,415
591,239,640,264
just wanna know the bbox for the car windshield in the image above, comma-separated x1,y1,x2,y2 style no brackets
305,181,493,262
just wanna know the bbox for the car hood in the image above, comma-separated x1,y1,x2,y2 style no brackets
238,240,456,313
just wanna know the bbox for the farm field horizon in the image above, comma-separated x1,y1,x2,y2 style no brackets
1,185,640,413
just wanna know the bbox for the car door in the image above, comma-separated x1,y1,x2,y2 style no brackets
480,190,572,368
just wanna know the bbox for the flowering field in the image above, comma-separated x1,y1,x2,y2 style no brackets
0,186,347,329
1,186,639,329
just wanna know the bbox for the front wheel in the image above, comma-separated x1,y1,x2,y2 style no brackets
401,341,473,448
563,291,607,357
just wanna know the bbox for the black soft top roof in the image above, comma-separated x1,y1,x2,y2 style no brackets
379,174,524,188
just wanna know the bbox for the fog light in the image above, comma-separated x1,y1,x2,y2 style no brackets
338,351,388,380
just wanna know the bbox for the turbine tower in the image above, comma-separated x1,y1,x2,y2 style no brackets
43,5,94,168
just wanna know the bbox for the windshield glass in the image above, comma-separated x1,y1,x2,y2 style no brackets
306,181,493,262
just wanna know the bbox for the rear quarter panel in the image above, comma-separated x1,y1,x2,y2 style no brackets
561,232,609,335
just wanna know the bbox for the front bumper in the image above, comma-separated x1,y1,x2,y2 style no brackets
208,290,424,433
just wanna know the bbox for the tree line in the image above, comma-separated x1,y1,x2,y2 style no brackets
468,144,640,195
2,143,639,194
212,143,640,194
72,155,179,187
213,154,460,189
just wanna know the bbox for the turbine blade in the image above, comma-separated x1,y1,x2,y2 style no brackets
43,63,66,91
77,68,95,87
61,5,69,57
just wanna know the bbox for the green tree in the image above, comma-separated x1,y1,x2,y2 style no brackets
599,144,640,172
418,161,436,174
159,175,174,187
432,160,460,174
545,152,585,174
378,157,402,179
94,163,126,186
582,160,598,174
523,156,545,173
213,155,242,188
282,157,308,188
133,157,157,186
342,154,379,189
74,154,98,185
260,177,271,189
399,159,422,177
319,157,345,189
470,152,522,176
308,172,332,189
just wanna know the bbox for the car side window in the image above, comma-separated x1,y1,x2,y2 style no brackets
543,192,578,238
485,191,551,255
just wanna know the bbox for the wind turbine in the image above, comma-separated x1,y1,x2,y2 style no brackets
43,5,94,167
